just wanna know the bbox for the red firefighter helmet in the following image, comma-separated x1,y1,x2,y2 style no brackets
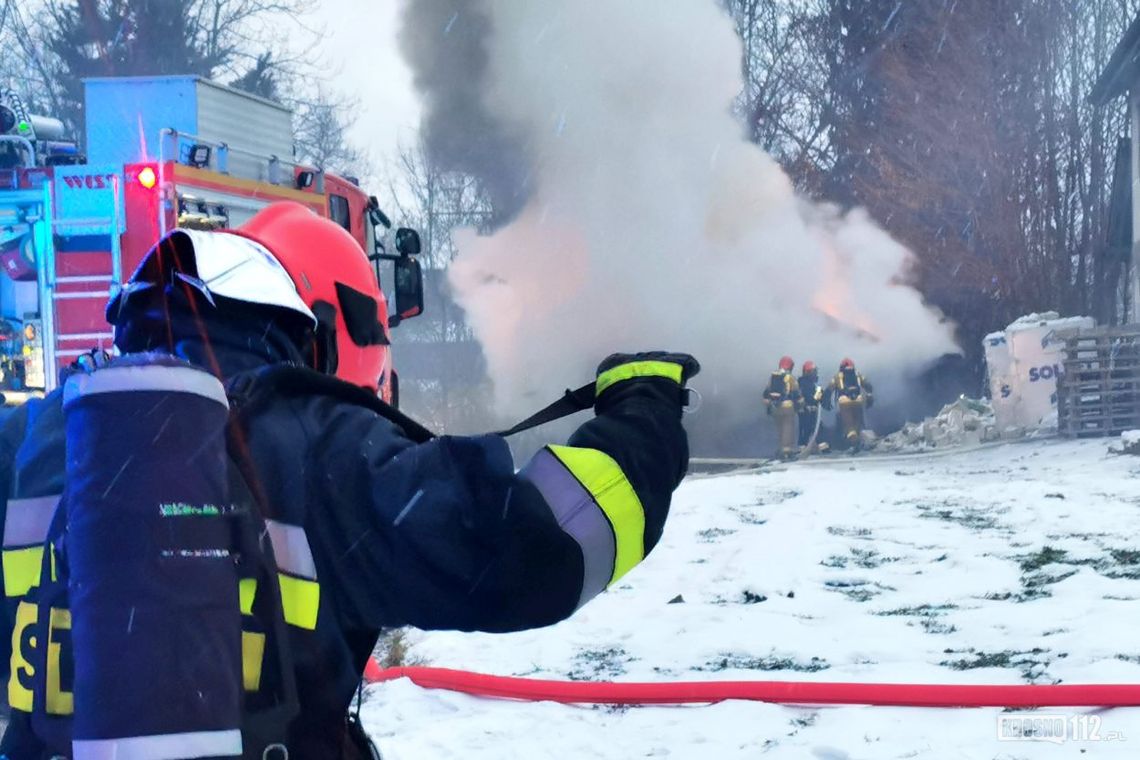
109,202,391,391
229,202,390,391
840,358,855,370
802,361,817,374
778,356,795,371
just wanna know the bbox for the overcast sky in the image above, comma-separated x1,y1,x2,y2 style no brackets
311,0,421,180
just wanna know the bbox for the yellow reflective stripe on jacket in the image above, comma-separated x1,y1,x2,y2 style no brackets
239,578,264,691
278,573,319,630
46,607,73,716
596,361,683,396
242,631,266,691
548,445,646,585
9,600,37,712
239,578,257,616
3,546,44,597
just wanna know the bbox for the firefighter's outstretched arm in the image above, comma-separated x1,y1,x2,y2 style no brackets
321,353,697,634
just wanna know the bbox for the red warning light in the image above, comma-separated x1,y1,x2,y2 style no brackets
138,166,158,190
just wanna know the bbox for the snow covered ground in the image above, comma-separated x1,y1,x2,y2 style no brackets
362,438,1140,759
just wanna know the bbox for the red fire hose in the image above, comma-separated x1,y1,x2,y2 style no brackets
364,664,1140,708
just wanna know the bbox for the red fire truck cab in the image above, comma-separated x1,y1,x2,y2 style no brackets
0,76,422,403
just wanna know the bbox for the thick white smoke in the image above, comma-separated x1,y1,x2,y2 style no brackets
406,0,959,422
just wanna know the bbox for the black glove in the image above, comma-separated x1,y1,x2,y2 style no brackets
595,351,700,415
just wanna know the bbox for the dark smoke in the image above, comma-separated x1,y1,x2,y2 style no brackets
397,2,532,221
397,0,960,444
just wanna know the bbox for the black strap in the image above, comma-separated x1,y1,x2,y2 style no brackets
229,365,598,443
493,382,597,438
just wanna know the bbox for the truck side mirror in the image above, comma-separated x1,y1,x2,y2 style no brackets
390,256,424,327
395,227,422,256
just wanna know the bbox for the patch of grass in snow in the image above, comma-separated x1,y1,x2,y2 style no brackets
857,549,902,567
1110,549,1140,564
696,527,737,543
373,628,428,668
729,506,768,525
877,603,958,616
827,525,872,538
568,647,635,681
1099,566,1140,580
920,618,957,634
710,589,770,606
1022,568,1079,589
875,603,958,635
913,499,1006,531
981,590,1047,603
823,579,896,602
1115,654,1140,665
1016,546,1140,582
696,653,830,673
753,489,802,505
822,548,899,570
1019,546,1074,572
939,648,1053,681
1100,548,1140,579
787,711,820,736
993,567,1080,602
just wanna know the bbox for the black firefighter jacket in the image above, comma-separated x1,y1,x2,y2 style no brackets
0,339,689,758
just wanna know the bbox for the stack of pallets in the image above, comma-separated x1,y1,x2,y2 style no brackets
1058,326,1140,438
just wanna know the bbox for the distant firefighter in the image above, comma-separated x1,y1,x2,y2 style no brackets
826,358,873,451
764,356,802,460
798,361,825,451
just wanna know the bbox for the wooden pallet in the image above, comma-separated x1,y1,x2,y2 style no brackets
1057,326,1140,437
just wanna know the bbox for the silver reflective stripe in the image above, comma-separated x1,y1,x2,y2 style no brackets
265,519,317,580
521,448,616,608
63,363,228,408
73,728,242,760
3,495,60,548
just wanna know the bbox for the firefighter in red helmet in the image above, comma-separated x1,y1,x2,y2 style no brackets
798,360,825,453
826,357,874,451
229,201,393,394
764,356,801,459
0,202,700,759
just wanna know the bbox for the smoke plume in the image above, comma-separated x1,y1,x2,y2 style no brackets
399,0,959,435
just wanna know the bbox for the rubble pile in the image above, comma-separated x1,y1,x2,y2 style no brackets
877,397,999,452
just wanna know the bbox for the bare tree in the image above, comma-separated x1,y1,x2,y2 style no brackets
4,0,316,131
2,0,367,184
729,0,1140,376
0,0,70,116
382,139,495,433
290,87,370,177
722,0,834,192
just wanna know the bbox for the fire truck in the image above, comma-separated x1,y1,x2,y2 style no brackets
0,76,423,404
